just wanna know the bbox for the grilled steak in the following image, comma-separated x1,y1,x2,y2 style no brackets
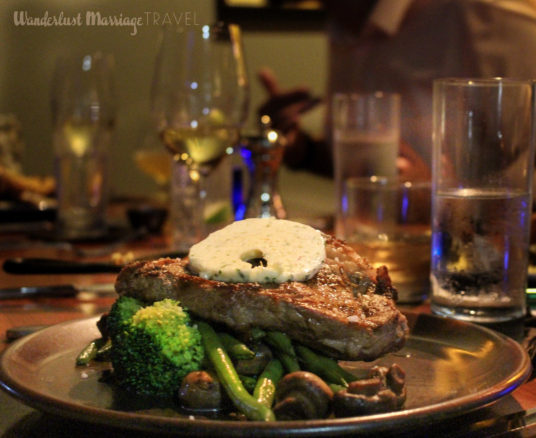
115,234,409,361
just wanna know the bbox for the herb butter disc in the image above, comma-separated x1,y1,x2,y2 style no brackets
188,218,326,283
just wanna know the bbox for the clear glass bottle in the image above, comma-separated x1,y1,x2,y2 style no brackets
243,116,286,219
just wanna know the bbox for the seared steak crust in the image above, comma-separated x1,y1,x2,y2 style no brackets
115,234,408,361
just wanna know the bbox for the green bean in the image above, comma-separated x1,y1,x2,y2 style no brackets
295,345,357,386
219,332,256,360
275,351,300,373
253,359,284,408
234,344,272,376
263,331,300,372
249,327,266,341
239,374,258,393
264,331,297,358
198,321,275,421
76,338,105,366
95,338,112,361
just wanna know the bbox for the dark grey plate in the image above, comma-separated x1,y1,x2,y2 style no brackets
0,313,531,437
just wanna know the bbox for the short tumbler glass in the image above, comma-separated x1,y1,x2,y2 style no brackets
343,176,431,304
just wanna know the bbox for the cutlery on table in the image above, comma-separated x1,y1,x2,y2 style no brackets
0,283,116,299
2,251,185,274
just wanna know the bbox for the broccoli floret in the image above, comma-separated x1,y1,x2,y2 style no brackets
107,296,144,334
108,296,204,396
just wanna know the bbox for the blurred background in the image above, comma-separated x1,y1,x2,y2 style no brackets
0,0,332,216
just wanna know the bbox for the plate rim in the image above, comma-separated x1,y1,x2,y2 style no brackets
0,312,532,436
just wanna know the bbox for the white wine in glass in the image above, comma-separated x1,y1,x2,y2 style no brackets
160,124,240,171
51,52,115,239
152,23,249,249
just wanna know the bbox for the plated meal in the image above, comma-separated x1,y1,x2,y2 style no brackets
79,217,410,421
0,217,528,436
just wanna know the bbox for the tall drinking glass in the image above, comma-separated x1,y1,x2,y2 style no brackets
152,23,249,251
332,92,400,238
51,52,115,239
431,78,535,322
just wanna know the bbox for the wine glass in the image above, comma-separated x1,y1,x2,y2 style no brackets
151,23,249,250
51,52,115,239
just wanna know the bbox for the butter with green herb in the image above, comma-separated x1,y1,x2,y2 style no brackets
188,218,325,283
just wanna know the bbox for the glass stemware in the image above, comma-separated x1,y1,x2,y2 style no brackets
151,23,249,250
51,52,115,239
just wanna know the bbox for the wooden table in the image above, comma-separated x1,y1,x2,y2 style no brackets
1,229,536,437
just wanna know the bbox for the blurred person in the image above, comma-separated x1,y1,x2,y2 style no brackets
258,0,536,179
